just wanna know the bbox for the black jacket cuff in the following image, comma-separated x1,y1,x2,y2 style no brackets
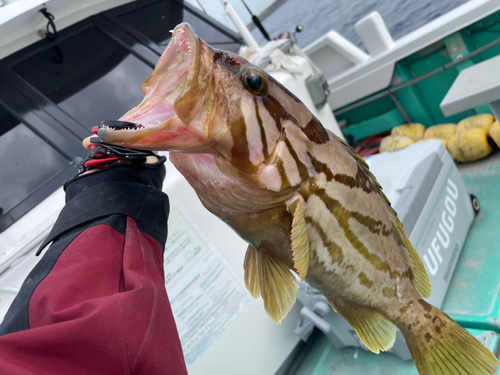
37,157,169,255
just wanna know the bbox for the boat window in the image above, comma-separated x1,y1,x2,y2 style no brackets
12,27,153,130
0,2,240,232
117,1,239,50
0,108,69,226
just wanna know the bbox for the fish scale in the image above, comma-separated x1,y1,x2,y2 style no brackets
98,22,500,375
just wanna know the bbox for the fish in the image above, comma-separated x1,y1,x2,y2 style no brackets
98,23,500,375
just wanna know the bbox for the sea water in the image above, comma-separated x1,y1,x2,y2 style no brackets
250,0,470,49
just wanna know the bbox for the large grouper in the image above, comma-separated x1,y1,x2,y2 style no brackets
97,23,499,375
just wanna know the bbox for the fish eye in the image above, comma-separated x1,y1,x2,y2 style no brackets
245,75,262,91
242,70,268,96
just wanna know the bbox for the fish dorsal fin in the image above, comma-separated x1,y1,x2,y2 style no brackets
289,198,310,281
339,140,432,299
243,244,261,298
259,250,299,324
392,222,433,298
244,244,299,324
327,297,396,353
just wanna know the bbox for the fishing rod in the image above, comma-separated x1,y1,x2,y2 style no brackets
240,0,271,41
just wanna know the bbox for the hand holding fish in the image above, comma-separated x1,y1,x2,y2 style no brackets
97,23,500,375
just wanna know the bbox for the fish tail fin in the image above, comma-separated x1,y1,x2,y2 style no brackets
402,304,499,375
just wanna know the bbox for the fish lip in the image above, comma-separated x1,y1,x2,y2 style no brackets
98,99,174,142
98,23,200,142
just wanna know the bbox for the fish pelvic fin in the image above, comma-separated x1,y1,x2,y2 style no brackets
339,139,433,299
244,244,299,324
327,297,396,353
289,198,310,281
402,302,499,375
259,249,299,324
243,244,261,298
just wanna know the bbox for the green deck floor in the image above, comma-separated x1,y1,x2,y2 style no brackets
292,151,500,374
444,152,500,333
294,329,500,375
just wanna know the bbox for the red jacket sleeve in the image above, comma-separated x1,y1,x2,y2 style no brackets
0,158,188,375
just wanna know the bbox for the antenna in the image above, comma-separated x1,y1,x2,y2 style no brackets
240,0,271,41
220,0,259,49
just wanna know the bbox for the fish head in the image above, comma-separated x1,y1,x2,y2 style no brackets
98,22,327,168
98,22,216,152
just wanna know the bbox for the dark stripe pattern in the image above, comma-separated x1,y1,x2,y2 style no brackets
313,186,410,284
305,216,344,266
254,97,269,159
213,50,332,190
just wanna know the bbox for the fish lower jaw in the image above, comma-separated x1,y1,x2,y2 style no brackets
100,124,147,132
98,118,170,137
97,114,176,144
108,120,165,131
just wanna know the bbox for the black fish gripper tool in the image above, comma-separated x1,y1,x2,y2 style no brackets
80,121,157,172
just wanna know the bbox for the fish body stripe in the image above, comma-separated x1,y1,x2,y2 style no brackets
313,185,409,281
283,135,310,180
303,117,329,144
308,154,392,237
229,94,314,190
262,95,328,144
242,99,265,165
309,153,334,180
305,216,344,266
229,98,258,174
358,272,374,289
254,97,269,159
309,153,372,193
224,91,329,191
350,211,392,237
276,157,291,190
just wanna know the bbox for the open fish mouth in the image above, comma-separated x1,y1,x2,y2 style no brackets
98,121,145,132
98,22,203,143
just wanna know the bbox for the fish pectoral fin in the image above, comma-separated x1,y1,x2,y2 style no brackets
243,244,261,298
327,297,396,353
289,198,310,281
259,249,299,324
